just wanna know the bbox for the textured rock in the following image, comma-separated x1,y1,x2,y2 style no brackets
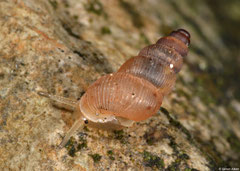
0,0,239,170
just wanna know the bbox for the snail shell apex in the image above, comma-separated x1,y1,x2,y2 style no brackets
78,29,190,125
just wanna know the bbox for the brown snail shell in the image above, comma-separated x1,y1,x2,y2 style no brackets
79,29,190,124
38,29,190,147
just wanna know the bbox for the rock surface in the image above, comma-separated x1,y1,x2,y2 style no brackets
0,0,239,170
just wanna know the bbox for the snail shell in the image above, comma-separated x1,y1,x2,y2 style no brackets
79,29,190,125
39,29,190,147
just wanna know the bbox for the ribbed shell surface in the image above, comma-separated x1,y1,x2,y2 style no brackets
118,44,183,95
79,72,163,122
118,56,176,95
138,44,183,73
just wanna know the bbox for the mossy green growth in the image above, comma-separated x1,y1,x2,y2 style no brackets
191,74,218,105
226,131,240,153
77,138,87,150
85,0,105,16
107,150,115,160
65,137,76,149
65,137,77,157
101,26,111,35
107,150,113,155
145,136,154,145
68,146,76,157
166,161,180,171
166,158,197,171
160,107,170,115
184,168,199,171
142,151,165,169
65,135,88,157
73,15,78,20
77,133,88,150
178,153,190,160
113,130,124,141
89,153,102,163
168,136,178,154
48,0,58,10
160,107,181,129
113,129,128,144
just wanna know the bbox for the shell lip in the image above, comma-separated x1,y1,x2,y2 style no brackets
80,103,119,124
79,97,134,127
80,108,135,127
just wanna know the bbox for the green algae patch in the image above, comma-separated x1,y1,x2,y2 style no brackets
184,169,200,171
65,135,88,157
113,130,124,140
113,130,128,144
65,137,76,149
77,136,88,150
85,0,105,16
48,0,58,10
89,153,102,163
101,26,111,35
65,137,77,157
142,151,165,169
160,107,193,143
107,150,115,160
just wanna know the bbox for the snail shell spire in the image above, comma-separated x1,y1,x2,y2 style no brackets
118,29,190,95
156,28,190,57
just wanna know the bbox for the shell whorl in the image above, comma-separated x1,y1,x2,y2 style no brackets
119,29,190,95
79,29,190,122
80,72,163,122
